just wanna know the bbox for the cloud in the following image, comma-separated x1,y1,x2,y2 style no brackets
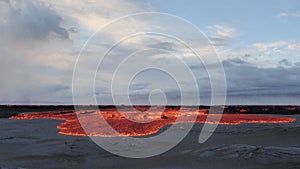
221,41,300,68
278,11,300,18
205,24,236,46
129,83,150,91
148,42,177,51
221,58,300,104
194,38,300,104
0,0,69,40
278,59,294,68
0,0,156,104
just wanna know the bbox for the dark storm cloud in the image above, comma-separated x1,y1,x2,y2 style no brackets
223,58,300,98
0,0,73,104
184,57,300,104
1,0,69,39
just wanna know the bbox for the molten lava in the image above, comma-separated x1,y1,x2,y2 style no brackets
10,108,296,137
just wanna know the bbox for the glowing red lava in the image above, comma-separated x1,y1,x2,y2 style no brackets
10,108,296,137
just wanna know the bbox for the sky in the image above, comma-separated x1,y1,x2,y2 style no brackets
0,0,299,105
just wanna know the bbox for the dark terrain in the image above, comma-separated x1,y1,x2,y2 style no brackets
1,105,300,118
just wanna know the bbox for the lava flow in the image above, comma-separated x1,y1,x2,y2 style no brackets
10,108,296,137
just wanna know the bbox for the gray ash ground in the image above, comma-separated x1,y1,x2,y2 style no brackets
1,115,300,169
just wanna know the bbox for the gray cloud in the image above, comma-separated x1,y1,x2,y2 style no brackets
129,83,150,91
0,0,74,104
279,59,293,67
48,84,71,93
223,58,300,104
129,90,181,105
1,0,69,40
148,42,177,51
182,57,300,105
208,37,231,46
